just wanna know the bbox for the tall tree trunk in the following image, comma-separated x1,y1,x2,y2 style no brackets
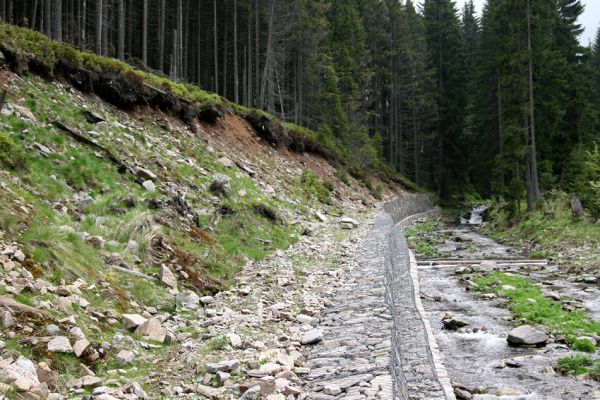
213,0,218,93
44,0,52,37
79,0,86,50
142,0,148,65
526,0,541,209
254,0,259,105
247,0,253,106
101,0,108,56
177,0,183,78
95,0,102,55
52,0,62,42
259,0,274,110
159,0,166,72
117,0,125,60
233,0,239,104
31,0,38,29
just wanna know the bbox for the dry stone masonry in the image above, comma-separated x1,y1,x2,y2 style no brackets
304,195,453,400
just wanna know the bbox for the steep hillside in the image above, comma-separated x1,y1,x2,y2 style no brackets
0,42,403,399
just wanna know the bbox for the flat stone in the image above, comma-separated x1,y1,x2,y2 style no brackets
73,339,90,357
159,264,178,288
122,314,147,330
206,359,240,373
47,336,73,353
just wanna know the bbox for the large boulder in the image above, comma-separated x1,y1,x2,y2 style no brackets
135,318,167,343
507,325,548,346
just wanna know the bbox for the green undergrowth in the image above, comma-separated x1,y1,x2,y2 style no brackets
0,72,303,310
484,192,600,270
404,219,445,257
557,354,600,379
473,272,600,342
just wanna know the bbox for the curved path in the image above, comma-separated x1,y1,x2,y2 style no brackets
303,196,455,400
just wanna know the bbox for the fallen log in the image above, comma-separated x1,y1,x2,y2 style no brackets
0,296,50,318
51,120,144,186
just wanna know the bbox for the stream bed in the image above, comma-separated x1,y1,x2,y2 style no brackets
414,213,600,399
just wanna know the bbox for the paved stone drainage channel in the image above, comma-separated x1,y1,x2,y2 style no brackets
303,195,455,400
416,225,600,400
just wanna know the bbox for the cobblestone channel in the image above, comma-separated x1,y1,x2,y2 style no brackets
304,196,454,400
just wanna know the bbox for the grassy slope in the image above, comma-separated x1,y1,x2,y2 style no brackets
484,193,600,272
0,69,367,391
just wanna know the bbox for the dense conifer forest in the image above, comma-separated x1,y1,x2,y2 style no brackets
3,0,599,214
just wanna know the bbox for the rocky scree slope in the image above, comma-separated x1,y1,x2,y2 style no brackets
0,47,401,399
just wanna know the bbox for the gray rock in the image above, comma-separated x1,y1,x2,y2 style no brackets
12,250,25,263
46,324,60,335
135,318,167,343
206,359,240,373
507,325,548,346
47,336,73,353
239,385,262,400
123,314,147,330
142,180,156,192
73,339,90,357
1,356,39,386
2,311,14,328
210,174,232,196
135,167,158,182
177,291,201,310
301,329,324,345
159,264,178,289
116,350,135,364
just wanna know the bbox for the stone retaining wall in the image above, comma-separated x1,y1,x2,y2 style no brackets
383,194,453,400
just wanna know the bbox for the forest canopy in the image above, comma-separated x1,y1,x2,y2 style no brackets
2,0,600,213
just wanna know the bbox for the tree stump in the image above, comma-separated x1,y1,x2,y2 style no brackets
571,196,584,219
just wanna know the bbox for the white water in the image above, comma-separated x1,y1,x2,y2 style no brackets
460,204,490,225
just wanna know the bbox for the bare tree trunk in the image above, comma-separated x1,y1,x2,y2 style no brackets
223,3,228,96
254,0,259,105
259,0,274,110
31,0,38,29
79,0,86,50
117,0,125,60
44,0,52,37
183,0,189,79
52,0,62,42
159,0,166,72
526,0,541,209
142,0,148,65
171,29,178,79
233,0,239,104
177,0,183,78
197,0,202,83
213,0,218,93
101,0,108,55
95,0,102,55
247,0,253,106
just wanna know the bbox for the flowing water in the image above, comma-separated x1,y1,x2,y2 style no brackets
416,210,600,400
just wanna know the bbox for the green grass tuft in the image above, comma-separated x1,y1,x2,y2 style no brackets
474,272,600,341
